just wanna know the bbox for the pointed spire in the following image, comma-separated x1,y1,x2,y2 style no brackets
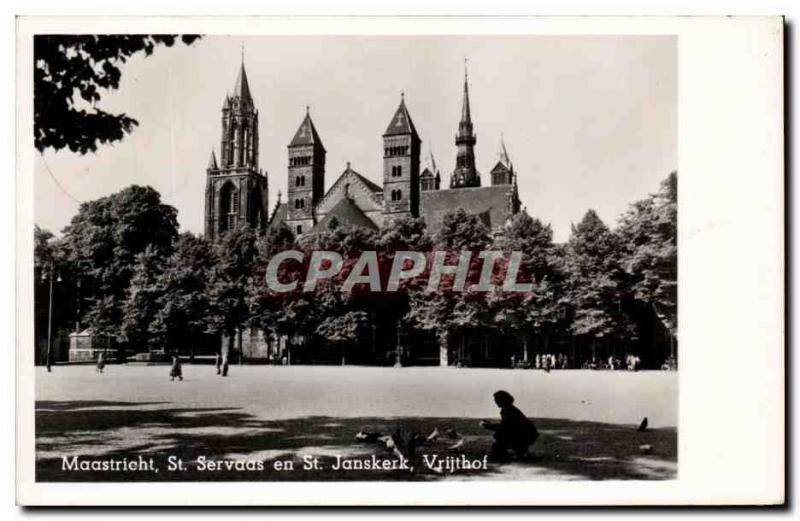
208,148,218,170
384,92,419,137
289,109,325,150
499,133,512,169
461,58,472,124
232,59,252,106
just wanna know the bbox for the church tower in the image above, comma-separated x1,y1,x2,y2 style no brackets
490,135,515,185
286,107,326,236
382,93,421,220
450,64,481,188
204,58,269,241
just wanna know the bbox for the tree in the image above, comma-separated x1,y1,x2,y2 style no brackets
316,310,369,365
35,35,200,154
207,225,259,359
150,233,215,355
59,185,179,335
564,210,636,360
34,225,56,273
491,212,565,362
406,209,493,365
618,172,678,335
247,226,299,345
120,245,165,352
84,295,118,338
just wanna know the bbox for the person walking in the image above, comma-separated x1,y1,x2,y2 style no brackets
170,354,183,382
214,352,222,375
95,351,105,374
221,353,229,377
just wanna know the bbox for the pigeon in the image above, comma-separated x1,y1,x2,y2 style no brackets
448,438,465,450
637,417,648,432
355,430,380,442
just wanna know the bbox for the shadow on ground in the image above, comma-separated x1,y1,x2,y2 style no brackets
36,400,676,482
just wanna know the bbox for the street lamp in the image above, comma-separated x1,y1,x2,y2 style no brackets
42,261,61,372
394,320,403,368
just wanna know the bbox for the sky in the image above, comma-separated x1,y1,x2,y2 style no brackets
34,35,676,243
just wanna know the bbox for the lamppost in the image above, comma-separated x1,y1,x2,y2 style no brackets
394,320,403,368
42,261,61,372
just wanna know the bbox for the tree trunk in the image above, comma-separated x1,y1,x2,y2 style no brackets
522,331,529,363
237,327,243,365
226,332,234,357
439,331,449,367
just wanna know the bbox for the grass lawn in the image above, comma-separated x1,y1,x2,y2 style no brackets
35,365,677,481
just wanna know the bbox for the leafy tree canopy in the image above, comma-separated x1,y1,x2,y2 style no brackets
35,35,200,154
60,185,178,299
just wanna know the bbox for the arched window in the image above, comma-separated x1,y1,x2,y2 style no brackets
219,183,239,233
396,189,402,201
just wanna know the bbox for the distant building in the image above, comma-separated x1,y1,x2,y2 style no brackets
204,59,520,243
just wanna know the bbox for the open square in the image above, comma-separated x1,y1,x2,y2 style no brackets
36,365,677,481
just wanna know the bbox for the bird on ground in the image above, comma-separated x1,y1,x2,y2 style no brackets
637,417,649,432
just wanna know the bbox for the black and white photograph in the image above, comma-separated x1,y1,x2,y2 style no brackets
13,15,784,507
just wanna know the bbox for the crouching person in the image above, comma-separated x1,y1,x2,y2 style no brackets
480,390,538,462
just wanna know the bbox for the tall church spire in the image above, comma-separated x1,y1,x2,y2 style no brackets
232,59,253,108
451,60,480,188
205,51,268,242
461,58,472,125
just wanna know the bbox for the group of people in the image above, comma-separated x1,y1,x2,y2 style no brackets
534,353,569,371
169,353,232,380
581,354,642,370
97,352,232,381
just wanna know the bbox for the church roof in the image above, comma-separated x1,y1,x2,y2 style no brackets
267,202,289,232
232,62,253,105
310,196,379,234
383,96,419,137
349,170,382,193
207,149,218,170
420,185,515,234
289,111,325,150
420,168,435,178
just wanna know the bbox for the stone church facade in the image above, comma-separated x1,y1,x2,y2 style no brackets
263,67,521,238
204,60,521,365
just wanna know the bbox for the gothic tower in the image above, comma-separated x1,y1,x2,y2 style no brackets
204,59,269,241
450,65,481,188
286,107,326,236
382,93,421,219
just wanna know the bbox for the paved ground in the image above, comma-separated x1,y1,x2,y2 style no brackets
35,365,677,481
